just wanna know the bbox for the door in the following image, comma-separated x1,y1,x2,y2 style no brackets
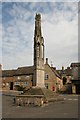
10,82,13,90
76,84,80,94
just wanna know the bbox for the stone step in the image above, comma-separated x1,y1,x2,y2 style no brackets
23,87,44,95
19,87,64,103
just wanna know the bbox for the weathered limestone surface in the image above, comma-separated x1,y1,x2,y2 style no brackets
15,87,64,106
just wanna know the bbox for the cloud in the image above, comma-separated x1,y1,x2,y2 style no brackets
42,2,78,69
42,17,78,69
2,3,33,69
2,2,78,70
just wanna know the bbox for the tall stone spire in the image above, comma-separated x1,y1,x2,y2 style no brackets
34,13,42,37
33,13,45,87
34,13,44,66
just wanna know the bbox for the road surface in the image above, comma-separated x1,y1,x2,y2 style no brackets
2,94,79,118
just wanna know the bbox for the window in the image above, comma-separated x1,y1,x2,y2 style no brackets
14,82,20,85
3,77,5,80
45,73,49,80
3,83,5,87
26,76,30,80
45,83,48,89
6,83,9,86
26,76,29,78
17,76,20,80
24,81,28,85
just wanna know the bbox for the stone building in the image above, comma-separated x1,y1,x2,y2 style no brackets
57,66,72,85
57,63,80,94
2,61,63,92
1,13,63,92
71,63,80,94
2,66,34,90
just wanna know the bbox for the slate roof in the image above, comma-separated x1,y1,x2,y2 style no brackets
50,67,61,78
65,69,72,76
2,66,34,77
57,69,72,76
45,64,61,79
16,66,34,75
70,63,80,67
2,65,61,79
2,70,16,77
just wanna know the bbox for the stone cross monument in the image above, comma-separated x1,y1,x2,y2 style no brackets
33,13,45,87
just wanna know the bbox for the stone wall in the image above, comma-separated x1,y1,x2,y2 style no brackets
15,95,45,106
2,75,32,90
45,64,57,91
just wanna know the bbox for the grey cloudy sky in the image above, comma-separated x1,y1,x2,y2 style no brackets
1,1,78,70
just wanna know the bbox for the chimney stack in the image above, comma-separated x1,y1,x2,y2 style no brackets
46,58,48,64
53,67,56,70
62,66,64,71
67,67,70,70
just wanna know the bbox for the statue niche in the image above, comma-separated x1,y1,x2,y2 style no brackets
37,42,40,58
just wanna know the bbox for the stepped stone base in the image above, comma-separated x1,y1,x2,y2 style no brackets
15,87,64,106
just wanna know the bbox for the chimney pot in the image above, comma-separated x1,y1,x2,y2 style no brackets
53,67,56,70
67,67,70,70
62,66,64,71
46,58,48,64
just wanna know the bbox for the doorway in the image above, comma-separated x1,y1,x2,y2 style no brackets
76,84,80,94
10,82,13,90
